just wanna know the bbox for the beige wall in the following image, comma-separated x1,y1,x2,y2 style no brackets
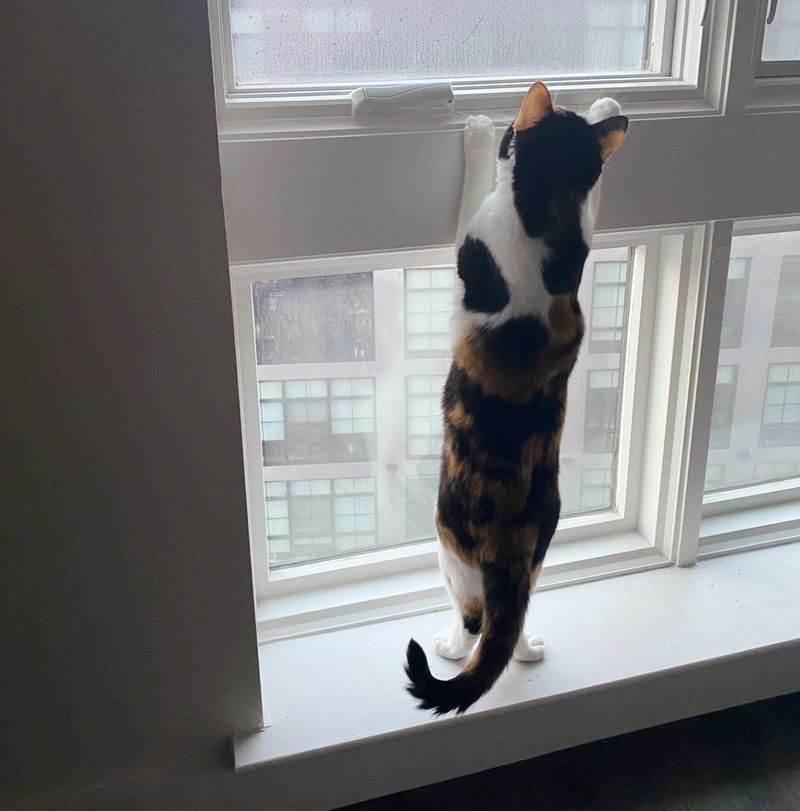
0,3,262,807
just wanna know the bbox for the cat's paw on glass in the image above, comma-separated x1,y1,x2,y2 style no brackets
513,634,545,662
434,627,478,660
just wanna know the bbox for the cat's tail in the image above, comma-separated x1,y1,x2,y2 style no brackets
405,560,529,715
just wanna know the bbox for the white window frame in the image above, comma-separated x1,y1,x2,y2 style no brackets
697,215,800,558
208,0,734,130
231,225,722,640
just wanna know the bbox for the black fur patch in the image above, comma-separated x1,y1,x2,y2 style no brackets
463,612,482,636
437,475,476,552
541,225,590,295
458,237,510,314
478,315,550,370
473,496,496,526
498,124,514,160
444,365,563,459
511,110,603,239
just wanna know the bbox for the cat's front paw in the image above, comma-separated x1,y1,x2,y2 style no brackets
463,115,495,149
434,627,477,660
513,634,545,662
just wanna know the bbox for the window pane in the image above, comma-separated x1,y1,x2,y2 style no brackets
230,0,653,87
761,1,800,62
253,273,375,364
265,476,377,567
254,247,632,570
705,230,800,493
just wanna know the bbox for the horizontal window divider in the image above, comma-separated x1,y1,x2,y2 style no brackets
699,499,800,558
257,531,669,643
704,477,800,516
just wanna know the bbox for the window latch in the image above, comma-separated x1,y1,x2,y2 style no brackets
350,83,455,120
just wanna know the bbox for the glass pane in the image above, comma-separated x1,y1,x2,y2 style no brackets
253,273,374,364
230,0,653,87
761,0,800,62
254,247,633,570
705,230,800,493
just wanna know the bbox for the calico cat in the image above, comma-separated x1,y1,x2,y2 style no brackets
405,82,628,715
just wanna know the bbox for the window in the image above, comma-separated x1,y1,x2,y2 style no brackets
771,257,800,347
753,461,800,481
406,375,446,458
265,478,377,567
705,463,725,491
583,369,620,454
218,3,800,637
229,0,656,88
236,241,641,585
760,363,800,448
580,468,614,510
708,365,737,450
404,268,455,358
720,258,749,349
589,259,629,353
259,378,376,464
705,228,800,493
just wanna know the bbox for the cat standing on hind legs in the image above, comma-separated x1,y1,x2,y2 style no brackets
405,81,628,715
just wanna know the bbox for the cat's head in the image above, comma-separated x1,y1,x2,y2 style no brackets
498,81,628,238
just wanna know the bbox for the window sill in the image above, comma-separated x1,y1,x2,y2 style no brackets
235,542,800,810
256,531,668,642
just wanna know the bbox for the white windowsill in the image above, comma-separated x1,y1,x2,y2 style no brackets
256,531,668,642
235,542,800,811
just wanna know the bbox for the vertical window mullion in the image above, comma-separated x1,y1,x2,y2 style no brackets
673,220,734,566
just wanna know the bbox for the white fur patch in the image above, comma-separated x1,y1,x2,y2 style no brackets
450,98,622,349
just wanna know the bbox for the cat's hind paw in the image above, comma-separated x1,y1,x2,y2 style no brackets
434,627,477,660
513,634,545,662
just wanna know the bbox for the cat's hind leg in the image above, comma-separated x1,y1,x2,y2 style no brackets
434,543,483,660
513,562,545,662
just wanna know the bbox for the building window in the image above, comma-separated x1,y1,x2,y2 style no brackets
709,365,738,450
589,260,628,353
406,375,446,458
265,478,377,567
753,461,799,481
583,369,620,453
580,468,613,511
259,378,376,465
253,273,375,364
771,256,800,347
404,475,439,542
404,267,455,358
760,363,800,448
720,257,750,350
705,464,725,491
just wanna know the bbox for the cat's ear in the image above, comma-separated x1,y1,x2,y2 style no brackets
514,82,553,131
591,115,629,160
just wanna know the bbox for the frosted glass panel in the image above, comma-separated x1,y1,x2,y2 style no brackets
705,230,800,493
253,249,632,569
762,0,800,62
230,0,652,86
